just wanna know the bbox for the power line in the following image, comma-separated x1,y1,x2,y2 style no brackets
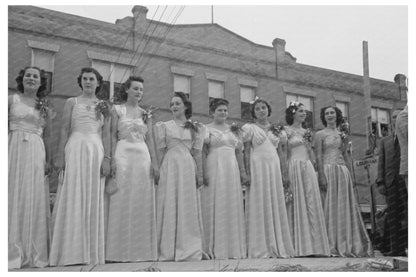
138,6,186,74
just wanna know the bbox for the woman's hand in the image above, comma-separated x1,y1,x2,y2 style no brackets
101,158,111,177
240,171,250,187
53,154,65,172
196,175,204,188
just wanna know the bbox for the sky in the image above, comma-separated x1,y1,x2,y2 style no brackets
36,4,409,82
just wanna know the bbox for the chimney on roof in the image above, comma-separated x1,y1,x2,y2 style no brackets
132,5,148,31
394,74,408,101
272,38,286,64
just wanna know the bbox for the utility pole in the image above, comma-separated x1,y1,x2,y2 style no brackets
362,41,372,153
211,5,214,24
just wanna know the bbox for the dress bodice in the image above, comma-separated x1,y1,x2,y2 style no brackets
114,105,147,142
322,132,345,165
286,126,310,161
155,120,205,151
242,123,281,148
70,98,103,134
204,126,241,150
9,94,44,136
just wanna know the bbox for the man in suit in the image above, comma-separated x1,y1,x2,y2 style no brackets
395,105,408,188
376,109,407,256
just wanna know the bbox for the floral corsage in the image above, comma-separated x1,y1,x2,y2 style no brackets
95,100,111,120
142,105,159,124
35,97,56,119
230,122,242,136
183,119,201,133
339,120,350,140
270,123,284,137
302,128,313,143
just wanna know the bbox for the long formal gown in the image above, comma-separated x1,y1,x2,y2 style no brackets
154,120,205,261
106,105,157,262
49,98,105,266
242,123,294,258
201,126,246,259
285,126,330,256
321,132,372,257
8,94,50,269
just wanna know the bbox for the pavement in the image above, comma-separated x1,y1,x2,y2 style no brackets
10,256,407,272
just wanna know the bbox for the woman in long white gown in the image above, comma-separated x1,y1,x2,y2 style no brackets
201,98,248,259
284,101,330,257
315,106,371,257
154,92,205,261
50,67,111,266
105,76,157,262
8,67,51,269
242,98,294,258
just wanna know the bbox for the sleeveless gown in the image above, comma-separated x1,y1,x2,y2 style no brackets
321,132,372,257
242,123,294,258
8,94,50,269
201,126,246,259
105,105,157,262
285,126,330,256
49,98,105,266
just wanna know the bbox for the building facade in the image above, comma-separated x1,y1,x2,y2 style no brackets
8,5,407,200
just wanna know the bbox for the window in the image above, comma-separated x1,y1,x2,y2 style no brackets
31,49,55,95
335,101,349,122
208,80,225,106
240,86,255,120
286,94,314,128
371,107,390,137
92,60,132,102
173,74,191,98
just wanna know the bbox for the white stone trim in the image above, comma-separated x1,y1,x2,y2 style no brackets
27,40,60,52
371,99,394,110
283,86,317,97
87,50,136,67
238,78,258,88
333,94,351,103
205,72,227,82
170,66,195,77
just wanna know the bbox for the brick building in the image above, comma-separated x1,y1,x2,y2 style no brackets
8,6,407,183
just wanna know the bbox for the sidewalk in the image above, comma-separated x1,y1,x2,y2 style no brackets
10,256,406,272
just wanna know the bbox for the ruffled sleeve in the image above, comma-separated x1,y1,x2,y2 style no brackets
154,121,166,149
192,124,206,150
241,123,253,143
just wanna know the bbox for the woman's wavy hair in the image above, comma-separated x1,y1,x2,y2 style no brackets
320,106,343,127
77,67,103,95
118,76,144,102
172,91,192,119
285,101,304,125
209,98,229,114
15,66,48,98
250,98,272,119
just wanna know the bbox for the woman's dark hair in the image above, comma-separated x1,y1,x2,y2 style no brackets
15,66,48,98
320,106,343,127
209,98,229,114
251,98,272,119
118,76,144,102
172,91,192,119
77,67,103,95
285,102,304,125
